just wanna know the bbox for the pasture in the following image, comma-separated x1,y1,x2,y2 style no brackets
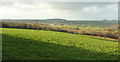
50,25,103,30
2,28,118,60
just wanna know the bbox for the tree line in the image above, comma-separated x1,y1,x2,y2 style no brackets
1,21,119,40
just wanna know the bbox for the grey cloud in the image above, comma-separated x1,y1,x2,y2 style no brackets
0,2,118,20
0,2,14,6
0,0,119,2
47,2,117,11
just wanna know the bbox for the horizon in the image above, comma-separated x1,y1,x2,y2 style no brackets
0,18,118,21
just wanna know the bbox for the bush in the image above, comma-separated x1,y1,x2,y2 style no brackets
2,22,118,39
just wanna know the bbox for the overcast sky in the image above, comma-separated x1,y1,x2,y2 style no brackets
0,1,118,20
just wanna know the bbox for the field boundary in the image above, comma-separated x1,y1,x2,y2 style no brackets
2,28,117,41
85,35,117,41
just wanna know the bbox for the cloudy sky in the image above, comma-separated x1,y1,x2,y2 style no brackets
0,0,118,20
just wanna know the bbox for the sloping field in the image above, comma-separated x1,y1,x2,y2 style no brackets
2,28,118,60
50,25,103,30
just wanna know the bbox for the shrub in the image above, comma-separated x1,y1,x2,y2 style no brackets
2,22,118,39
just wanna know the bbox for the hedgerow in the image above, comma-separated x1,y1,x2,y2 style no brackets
1,21,118,40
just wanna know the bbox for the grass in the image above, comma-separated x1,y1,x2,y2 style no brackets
50,25,103,30
2,28,118,60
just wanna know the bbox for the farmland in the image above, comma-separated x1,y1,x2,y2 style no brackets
1,2,119,61
50,25,103,30
2,19,117,27
2,28,118,60
2,21,118,39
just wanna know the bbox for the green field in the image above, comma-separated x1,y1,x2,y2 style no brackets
2,28,118,60
50,25,103,30
2,19,117,27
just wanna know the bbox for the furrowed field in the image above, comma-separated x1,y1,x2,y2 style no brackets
2,28,118,60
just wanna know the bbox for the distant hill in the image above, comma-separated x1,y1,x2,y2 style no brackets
46,18,67,21
1,19,118,27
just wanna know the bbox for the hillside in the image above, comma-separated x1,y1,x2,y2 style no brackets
2,28,118,60
1,19,118,27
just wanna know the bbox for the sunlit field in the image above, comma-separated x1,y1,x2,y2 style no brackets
2,28,118,60
50,25,103,30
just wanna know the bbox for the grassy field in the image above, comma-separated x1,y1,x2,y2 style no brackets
50,25,103,30
2,20,117,28
2,28,118,60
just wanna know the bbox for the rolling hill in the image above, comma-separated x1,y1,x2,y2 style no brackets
2,28,118,60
